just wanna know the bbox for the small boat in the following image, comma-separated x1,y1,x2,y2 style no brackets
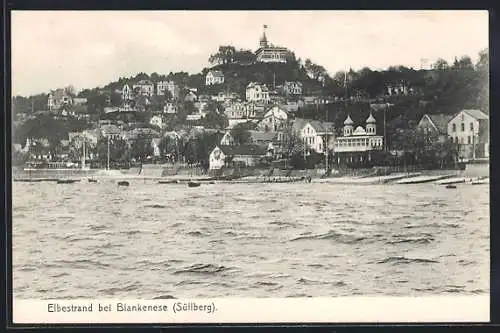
209,181,215,184
471,179,489,185
158,180,179,184
117,181,130,186
188,181,201,188
88,178,98,183
445,184,457,189
57,179,78,184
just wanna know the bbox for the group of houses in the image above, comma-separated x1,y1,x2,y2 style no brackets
204,106,490,171
16,25,489,170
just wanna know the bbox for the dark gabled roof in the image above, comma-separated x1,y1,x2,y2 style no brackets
425,114,454,133
462,109,489,120
248,130,277,142
208,70,224,78
292,118,335,134
218,144,267,156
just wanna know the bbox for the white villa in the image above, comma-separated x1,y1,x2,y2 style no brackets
133,80,155,97
246,82,270,103
205,70,225,85
257,106,288,132
292,118,335,154
334,114,384,164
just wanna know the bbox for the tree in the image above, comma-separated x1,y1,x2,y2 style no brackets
304,58,328,82
209,45,236,65
432,58,449,71
201,111,229,129
230,122,257,145
130,134,154,162
234,49,256,64
96,137,129,164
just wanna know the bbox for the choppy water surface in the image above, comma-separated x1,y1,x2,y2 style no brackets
12,180,489,299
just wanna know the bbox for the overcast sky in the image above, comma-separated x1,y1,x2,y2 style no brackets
11,10,488,96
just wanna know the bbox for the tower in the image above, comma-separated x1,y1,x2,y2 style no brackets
259,25,269,48
366,113,376,135
343,115,354,136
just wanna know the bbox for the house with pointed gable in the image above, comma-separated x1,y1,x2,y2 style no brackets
292,118,335,154
205,70,225,85
209,145,268,170
417,113,454,142
447,109,489,160
246,82,270,103
257,105,288,132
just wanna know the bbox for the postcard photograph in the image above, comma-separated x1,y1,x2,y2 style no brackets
10,10,490,324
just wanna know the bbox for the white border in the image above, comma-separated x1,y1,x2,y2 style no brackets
13,296,489,324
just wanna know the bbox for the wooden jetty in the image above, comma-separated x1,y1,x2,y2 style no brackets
395,174,455,184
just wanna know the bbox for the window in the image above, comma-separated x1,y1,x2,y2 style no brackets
452,123,456,132
470,122,474,131
455,137,458,144
461,123,465,132
467,136,471,144
460,137,464,144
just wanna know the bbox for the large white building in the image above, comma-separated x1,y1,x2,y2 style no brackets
133,80,155,97
255,26,291,64
156,81,180,100
292,118,335,154
334,114,383,164
447,109,489,160
246,82,270,103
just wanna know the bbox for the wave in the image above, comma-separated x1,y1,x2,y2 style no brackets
174,280,205,286
173,263,235,275
386,237,435,245
186,231,207,237
87,224,108,231
297,277,345,286
144,204,167,209
153,294,176,299
375,256,439,265
290,230,368,244
48,259,112,269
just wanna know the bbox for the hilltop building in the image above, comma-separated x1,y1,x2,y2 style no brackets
255,25,291,64
48,88,73,111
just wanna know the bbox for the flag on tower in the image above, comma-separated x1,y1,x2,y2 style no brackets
263,24,268,29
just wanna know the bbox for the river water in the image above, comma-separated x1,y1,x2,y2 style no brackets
12,180,489,299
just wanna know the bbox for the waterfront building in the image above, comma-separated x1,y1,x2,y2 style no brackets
334,114,384,165
205,70,225,85
209,145,268,170
447,109,489,160
255,25,291,63
417,113,453,142
292,118,335,154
